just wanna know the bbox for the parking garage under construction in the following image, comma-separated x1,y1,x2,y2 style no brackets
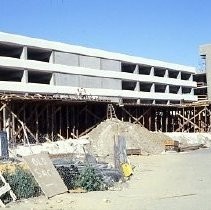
0,32,210,145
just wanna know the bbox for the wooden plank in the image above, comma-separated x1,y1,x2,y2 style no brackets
126,149,141,155
23,153,68,198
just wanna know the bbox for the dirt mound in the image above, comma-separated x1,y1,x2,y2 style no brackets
87,119,170,157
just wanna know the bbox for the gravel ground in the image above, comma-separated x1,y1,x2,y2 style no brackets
7,148,211,210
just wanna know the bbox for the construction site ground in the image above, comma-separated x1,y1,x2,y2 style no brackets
7,148,211,210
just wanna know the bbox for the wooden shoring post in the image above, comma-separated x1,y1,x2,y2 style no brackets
148,107,151,131
51,104,54,142
59,105,62,137
155,109,157,132
201,106,207,131
5,106,37,144
177,108,181,132
46,104,49,140
12,104,16,146
2,103,11,142
171,110,174,132
35,105,39,144
193,106,196,132
121,107,143,125
186,109,190,132
204,106,207,131
142,108,145,127
209,105,211,131
199,107,201,131
175,109,204,132
23,103,26,144
72,105,75,139
165,109,168,132
85,104,88,129
66,105,69,139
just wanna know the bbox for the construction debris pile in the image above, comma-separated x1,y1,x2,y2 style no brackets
87,119,171,157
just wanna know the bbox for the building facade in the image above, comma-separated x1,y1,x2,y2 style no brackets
0,32,197,105
199,44,211,100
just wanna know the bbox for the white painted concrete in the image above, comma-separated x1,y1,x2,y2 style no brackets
0,32,196,73
0,81,198,101
0,57,197,88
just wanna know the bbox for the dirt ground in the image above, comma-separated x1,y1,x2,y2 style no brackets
5,148,211,210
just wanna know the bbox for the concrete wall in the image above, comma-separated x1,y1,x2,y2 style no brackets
100,58,121,90
54,73,80,86
54,52,121,90
200,45,211,100
54,51,79,66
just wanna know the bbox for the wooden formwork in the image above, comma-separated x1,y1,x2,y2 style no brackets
0,94,210,145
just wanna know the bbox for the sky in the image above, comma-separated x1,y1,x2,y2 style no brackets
0,0,210,69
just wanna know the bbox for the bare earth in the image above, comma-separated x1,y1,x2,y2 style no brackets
6,149,211,210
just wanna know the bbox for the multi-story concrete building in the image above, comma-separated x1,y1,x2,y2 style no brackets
0,32,197,105
199,44,211,100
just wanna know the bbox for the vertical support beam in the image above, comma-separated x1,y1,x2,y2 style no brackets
178,86,182,94
21,70,28,83
189,74,193,81
148,107,151,131
51,105,54,142
177,71,181,79
50,50,55,85
151,83,155,93
165,85,169,93
49,51,54,63
164,69,169,77
3,106,10,141
20,46,27,60
150,67,154,76
35,106,39,143
193,107,196,132
23,103,26,144
59,106,62,136
66,105,69,139
21,46,28,83
50,73,55,85
46,104,49,140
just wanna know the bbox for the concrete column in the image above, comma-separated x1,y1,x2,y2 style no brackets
134,65,140,91
50,73,55,85
178,86,182,94
165,85,169,93
151,83,155,92
177,71,181,80
164,69,169,77
135,82,140,91
49,51,54,63
21,70,28,83
21,46,27,60
190,88,194,95
20,46,28,83
189,74,193,81
150,67,154,76
49,51,55,85
134,65,139,74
